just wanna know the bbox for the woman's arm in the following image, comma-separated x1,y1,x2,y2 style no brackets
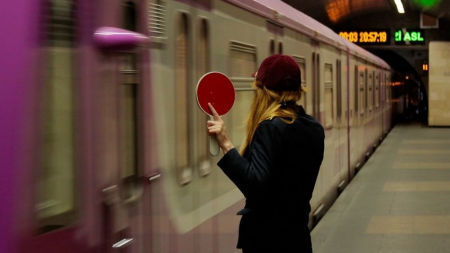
217,121,283,199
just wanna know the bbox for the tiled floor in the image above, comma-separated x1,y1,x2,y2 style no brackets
311,122,450,253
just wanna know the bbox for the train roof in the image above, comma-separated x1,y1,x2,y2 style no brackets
223,0,390,69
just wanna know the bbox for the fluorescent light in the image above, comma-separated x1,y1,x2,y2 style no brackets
394,0,405,13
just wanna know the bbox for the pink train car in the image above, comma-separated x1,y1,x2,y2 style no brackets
0,0,392,252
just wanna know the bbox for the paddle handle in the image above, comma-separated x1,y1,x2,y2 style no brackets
209,115,220,157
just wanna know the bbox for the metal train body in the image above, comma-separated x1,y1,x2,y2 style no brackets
1,0,392,252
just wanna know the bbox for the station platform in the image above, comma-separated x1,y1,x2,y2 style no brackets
311,121,450,253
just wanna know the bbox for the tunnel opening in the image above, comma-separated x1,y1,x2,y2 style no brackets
369,49,428,124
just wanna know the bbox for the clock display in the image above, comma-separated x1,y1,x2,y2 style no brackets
338,30,390,45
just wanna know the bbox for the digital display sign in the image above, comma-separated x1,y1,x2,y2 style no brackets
394,29,425,45
338,30,390,45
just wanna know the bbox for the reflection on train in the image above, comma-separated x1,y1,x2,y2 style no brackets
2,0,394,253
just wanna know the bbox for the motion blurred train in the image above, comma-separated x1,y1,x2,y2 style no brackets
0,0,393,252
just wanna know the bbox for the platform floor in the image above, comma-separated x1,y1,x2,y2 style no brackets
311,122,450,253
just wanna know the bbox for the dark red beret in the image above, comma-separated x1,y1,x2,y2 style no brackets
253,54,301,91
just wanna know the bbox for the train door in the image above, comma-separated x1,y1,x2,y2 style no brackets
293,56,307,109
94,2,154,253
336,50,348,187
350,60,365,172
21,1,91,252
22,0,155,252
365,69,373,153
311,41,321,122
16,0,150,252
309,40,322,219
196,18,212,177
99,53,145,253
375,72,381,138
356,65,366,168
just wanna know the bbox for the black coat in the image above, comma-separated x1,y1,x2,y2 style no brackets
217,106,324,251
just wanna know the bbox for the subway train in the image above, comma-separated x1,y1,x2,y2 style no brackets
1,0,393,252
390,72,427,122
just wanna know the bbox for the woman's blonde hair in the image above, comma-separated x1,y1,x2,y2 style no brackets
239,81,306,155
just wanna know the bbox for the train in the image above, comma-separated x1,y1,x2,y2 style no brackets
0,0,393,252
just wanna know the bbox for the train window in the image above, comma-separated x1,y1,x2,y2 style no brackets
367,73,373,112
124,2,137,31
317,54,320,122
175,13,192,185
324,64,334,128
359,71,365,116
197,18,211,177
278,42,283,54
386,75,390,103
354,65,358,117
270,39,275,55
229,41,257,148
336,59,342,122
148,0,167,41
293,56,306,109
229,41,257,78
375,73,380,108
37,0,77,234
312,52,321,121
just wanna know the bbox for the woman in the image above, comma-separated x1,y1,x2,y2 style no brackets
207,54,325,253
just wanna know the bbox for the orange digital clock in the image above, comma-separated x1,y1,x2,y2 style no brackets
338,30,390,45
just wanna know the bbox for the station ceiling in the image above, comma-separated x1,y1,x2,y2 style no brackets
282,0,450,28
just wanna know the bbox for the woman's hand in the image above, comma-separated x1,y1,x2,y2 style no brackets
207,103,235,154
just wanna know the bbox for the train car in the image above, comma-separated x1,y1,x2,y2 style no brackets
347,45,393,176
0,0,392,253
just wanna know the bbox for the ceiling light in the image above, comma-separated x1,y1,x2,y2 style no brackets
394,0,405,13
413,0,441,8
